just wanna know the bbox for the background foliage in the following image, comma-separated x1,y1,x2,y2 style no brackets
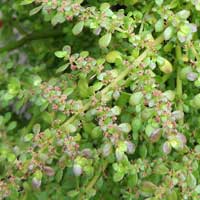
1,0,200,199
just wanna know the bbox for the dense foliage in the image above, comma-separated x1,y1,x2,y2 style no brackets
1,0,200,199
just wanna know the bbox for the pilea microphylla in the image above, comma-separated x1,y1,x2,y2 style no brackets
0,0,200,199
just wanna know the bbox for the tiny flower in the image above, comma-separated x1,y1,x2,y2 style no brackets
52,104,59,110
70,65,77,70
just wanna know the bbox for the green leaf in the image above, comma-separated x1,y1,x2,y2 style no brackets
192,94,200,108
155,19,164,32
34,170,43,180
111,106,121,116
33,124,41,134
55,51,68,58
8,77,21,96
52,13,65,26
92,82,104,92
145,124,155,137
29,5,42,16
195,145,200,153
176,10,190,19
141,108,154,120
32,75,42,86
131,117,142,133
113,172,124,182
42,112,53,124
4,112,12,123
129,92,143,106
56,169,63,183
119,123,131,133
100,3,110,11
21,0,34,5
195,185,200,194
158,58,173,74
7,121,17,131
7,153,16,163
80,51,89,58
139,144,147,158
78,77,91,98
24,134,34,142
56,63,70,73
155,0,163,6
140,181,157,197
91,126,102,139
154,164,169,175
164,26,174,40
167,190,177,200
180,24,191,35
65,124,77,133
128,173,138,187
87,188,96,198
195,3,200,10
64,88,74,96
99,33,112,48
72,21,84,35
67,190,80,198
187,173,197,188
106,51,122,63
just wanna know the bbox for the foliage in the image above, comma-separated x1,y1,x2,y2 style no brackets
1,0,200,199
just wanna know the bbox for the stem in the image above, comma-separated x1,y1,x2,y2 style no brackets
61,34,164,129
13,22,28,35
80,161,108,200
26,114,37,133
161,74,171,84
176,44,184,124
76,177,80,190
0,30,64,53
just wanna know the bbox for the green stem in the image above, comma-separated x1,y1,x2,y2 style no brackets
161,74,171,84
0,30,64,53
26,114,37,133
13,22,28,35
176,45,184,124
80,161,108,200
76,177,80,190
61,34,164,129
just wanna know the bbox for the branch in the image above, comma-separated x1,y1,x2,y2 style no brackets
61,34,164,130
176,44,184,125
0,30,65,53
